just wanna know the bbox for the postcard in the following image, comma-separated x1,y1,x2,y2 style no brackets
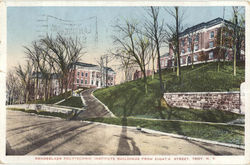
0,0,249,164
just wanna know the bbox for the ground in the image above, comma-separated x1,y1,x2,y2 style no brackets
6,110,244,155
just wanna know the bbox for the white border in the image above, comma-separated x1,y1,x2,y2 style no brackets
0,0,249,164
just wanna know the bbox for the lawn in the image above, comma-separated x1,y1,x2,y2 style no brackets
28,91,71,104
58,96,84,108
94,61,245,120
87,117,244,146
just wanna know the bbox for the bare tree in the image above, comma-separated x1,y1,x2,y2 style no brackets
15,61,33,103
113,20,150,93
231,7,245,76
40,34,85,94
187,31,195,68
165,7,185,77
144,6,165,91
6,70,21,105
24,41,43,100
112,49,136,82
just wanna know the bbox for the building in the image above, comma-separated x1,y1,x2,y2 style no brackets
30,72,60,100
133,70,152,80
159,17,245,70
69,62,116,90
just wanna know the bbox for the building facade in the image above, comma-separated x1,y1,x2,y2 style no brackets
69,62,116,90
133,70,152,80
159,17,245,70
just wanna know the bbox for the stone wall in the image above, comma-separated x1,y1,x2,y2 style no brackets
163,91,242,114
7,104,83,114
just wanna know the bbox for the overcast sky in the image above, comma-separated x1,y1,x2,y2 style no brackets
7,6,244,83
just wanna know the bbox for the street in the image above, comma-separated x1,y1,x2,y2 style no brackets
6,110,244,155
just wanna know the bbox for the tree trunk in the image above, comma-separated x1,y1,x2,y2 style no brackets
152,57,155,79
176,7,181,77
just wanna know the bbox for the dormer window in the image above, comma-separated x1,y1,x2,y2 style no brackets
210,31,214,39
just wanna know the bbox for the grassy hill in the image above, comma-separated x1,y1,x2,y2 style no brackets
94,61,245,121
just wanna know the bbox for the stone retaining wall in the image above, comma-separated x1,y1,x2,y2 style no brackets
6,104,83,114
163,91,241,114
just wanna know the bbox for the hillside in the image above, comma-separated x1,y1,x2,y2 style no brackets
94,61,245,120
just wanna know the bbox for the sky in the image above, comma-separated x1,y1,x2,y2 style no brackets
7,6,244,83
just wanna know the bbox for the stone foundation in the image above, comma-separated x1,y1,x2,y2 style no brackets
163,91,241,114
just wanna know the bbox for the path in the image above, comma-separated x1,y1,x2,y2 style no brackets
6,110,244,155
76,88,113,119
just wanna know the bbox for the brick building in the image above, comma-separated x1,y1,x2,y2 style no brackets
133,70,152,80
159,17,245,70
69,62,116,90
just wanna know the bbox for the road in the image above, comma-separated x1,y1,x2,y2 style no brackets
6,110,244,155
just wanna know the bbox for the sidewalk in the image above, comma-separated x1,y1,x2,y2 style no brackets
76,88,113,119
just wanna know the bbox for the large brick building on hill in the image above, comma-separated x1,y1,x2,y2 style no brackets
159,17,245,70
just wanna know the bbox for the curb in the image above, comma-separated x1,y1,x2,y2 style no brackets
82,120,245,150
128,117,245,127
90,89,116,118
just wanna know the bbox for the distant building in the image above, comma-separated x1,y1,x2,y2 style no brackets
133,70,152,80
69,62,116,90
30,72,60,100
159,17,245,70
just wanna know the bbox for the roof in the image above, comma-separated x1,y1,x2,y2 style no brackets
180,17,234,37
75,61,115,73
31,72,60,79
74,62,98,68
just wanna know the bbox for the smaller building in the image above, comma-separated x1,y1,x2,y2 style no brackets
30,72,60,100
133,70,152,80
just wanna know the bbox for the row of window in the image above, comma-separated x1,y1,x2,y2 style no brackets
180,31,215,48
181,41,214,54
161,51,214,66
77,72,88,77
76,79,114,86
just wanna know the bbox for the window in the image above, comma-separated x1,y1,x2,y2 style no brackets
85,80,88,84
194,55,198,62
77,79,79,84
181,49,185,54
81,72,84,77
188,37,192,44
81,80,83,84
96,81,99,86
210,31,214,38
195,34,199,42
188,47,191,52
91,80,94,85
165,60,168,66
77,72,80,77
188,56,191,64
209,52,214,59
181,39,185,46
194,44,199,51
85,73,88,77
209,41,214,48
92,72,95,77
111,83,113,85
180,58,183,64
